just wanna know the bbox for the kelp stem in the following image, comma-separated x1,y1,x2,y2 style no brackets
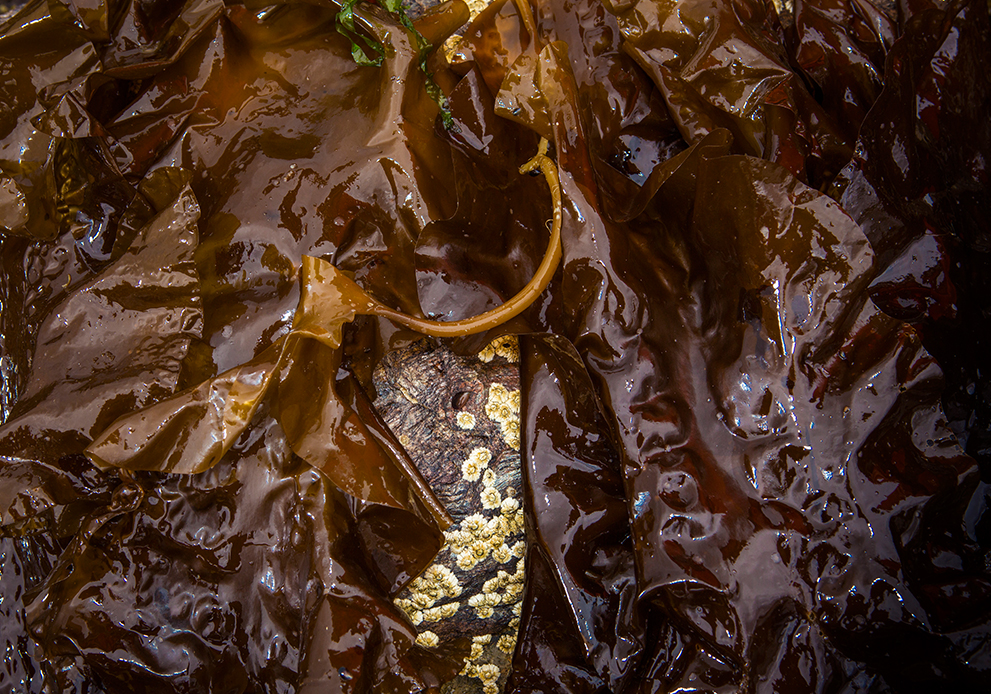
512,0,541,50
367,138,562,336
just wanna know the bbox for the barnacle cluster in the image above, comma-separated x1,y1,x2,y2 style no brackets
484,383,521,451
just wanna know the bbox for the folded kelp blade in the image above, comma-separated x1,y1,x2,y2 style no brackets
675,155,983,686
0,0,225,247
434,3,989,689
516,150,986,691
788,0,896,145
89,0,508,391
606,0,867,187
513,333,641,692
20,252,464,693
30,416,464,693
85,254,407,472
0,169,202,694
0,3,104,245
834,0,991,469
0,170,202,523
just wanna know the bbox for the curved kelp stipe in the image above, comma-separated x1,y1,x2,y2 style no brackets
369,139,562,336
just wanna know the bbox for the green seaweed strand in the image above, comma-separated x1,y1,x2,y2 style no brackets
336,0,385,65
336,0,453,127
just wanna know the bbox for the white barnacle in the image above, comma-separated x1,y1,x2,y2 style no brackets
481,486,501,509
416,631,440,648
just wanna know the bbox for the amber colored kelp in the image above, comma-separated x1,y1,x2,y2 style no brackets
2,0,990,692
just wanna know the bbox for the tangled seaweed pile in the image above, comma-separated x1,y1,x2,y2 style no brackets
1,0,990,691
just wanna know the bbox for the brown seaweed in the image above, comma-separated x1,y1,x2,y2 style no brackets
2,0,990,692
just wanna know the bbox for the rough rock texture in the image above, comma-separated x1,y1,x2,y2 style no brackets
374,336,524,694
